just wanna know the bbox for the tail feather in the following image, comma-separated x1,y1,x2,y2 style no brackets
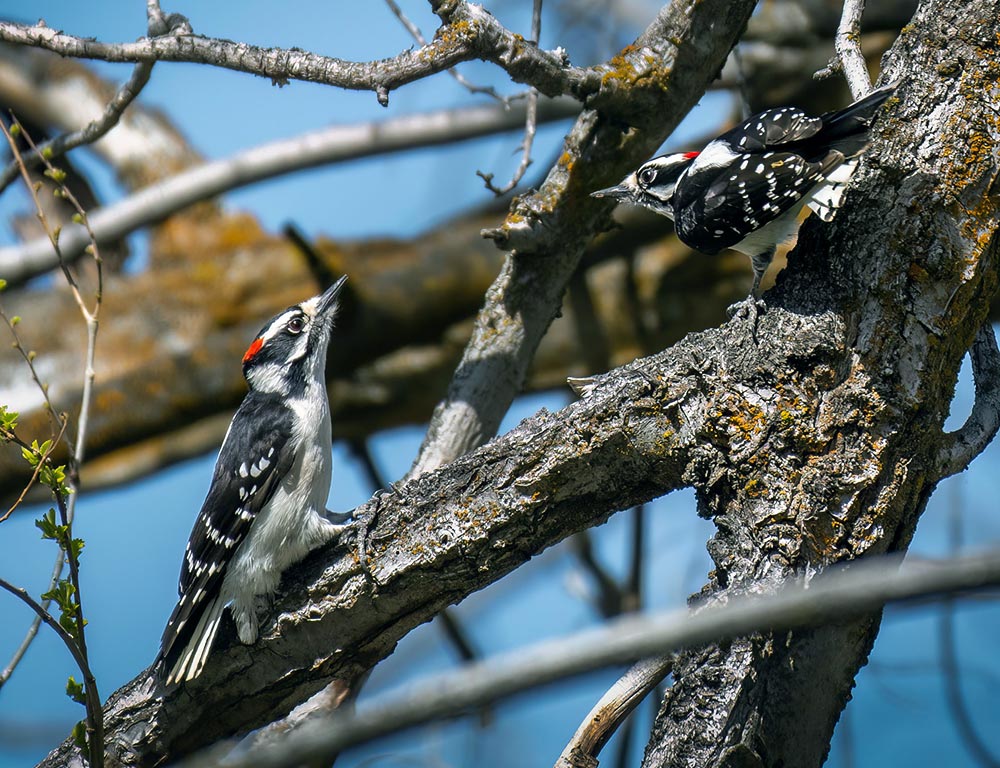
819,80,899,152
165,595,225,685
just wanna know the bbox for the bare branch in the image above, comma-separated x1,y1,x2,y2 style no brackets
0,11,599,107
0,549,64,686
0,97,580,287
0,61,153,195
556,655,672,768
0,118,106,763
179,550,1000,768
478,0,543,195
384,0,515,103
815,0,873,97
936,322,1000,479
0,569,104,767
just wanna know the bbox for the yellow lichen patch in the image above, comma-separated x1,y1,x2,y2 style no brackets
428,20,474,56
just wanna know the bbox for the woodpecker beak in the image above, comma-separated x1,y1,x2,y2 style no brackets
316,275,348,319
591,182,633,203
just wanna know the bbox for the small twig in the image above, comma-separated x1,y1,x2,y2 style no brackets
437,609,481,664
731,46,752,119
0,301,65,430
0,417,68,523
814,0,872,98
936,322,1000,480
0,576,103,764
282,223,338,291
0,118,105,765
560,506,649,768
0,60,154,195
478,0,543,195
0,548,65,687
572,530,627,618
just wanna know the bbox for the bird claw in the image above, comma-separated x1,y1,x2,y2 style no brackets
726,296,766,340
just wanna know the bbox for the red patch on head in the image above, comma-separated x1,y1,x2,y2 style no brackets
684,151,700,159
243,337,264,364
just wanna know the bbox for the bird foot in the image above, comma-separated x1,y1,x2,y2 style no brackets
726,296,766,340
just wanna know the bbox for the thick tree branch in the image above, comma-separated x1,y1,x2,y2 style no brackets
0,10,600,107
177,549,1000,768
640,0,1000,763
409,0,759,477
39,332,709,767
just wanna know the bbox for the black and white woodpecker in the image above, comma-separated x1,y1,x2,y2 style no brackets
592,82,897,301
156,277,350,685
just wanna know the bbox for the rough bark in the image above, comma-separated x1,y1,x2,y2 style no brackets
640,0,1000,765
409,0,760,476
2,2,998,765
0,4,921,499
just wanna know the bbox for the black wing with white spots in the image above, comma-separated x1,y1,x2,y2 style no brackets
156,390,295,671
716,106,822,154
674,150,842,254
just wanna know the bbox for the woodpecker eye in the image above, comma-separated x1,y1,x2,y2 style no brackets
638,167,657,187
287,316,305,334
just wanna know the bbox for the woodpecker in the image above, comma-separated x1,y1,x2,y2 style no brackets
593,82,897,301
156,277,350,685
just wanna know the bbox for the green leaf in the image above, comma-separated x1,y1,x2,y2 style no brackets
59,611,78,639
9,123,20,137
71,720,88,750
21,445,38,467
68,538,85,561
35,508,59,540
41,579,76,615
0,278,6,291
44,167,66,184
66,675,86,705
0,405,17,432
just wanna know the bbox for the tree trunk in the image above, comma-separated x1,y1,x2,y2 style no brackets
641,0,1000,765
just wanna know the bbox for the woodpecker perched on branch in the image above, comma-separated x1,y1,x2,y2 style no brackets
156,277,350,685
592,82,898,303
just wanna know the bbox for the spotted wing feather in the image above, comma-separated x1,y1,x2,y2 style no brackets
675,151,842,254
722,107,822,153
157,391,294,673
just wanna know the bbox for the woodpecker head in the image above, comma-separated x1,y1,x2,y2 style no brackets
241,276,347,394
591,152,698,219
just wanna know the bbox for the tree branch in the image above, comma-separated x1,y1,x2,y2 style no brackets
816,0,873,97
0,60,153,195
409,0,760,477
178,549,1000,768
0,97,580,286
556,655,672,768
936,321,1000,480
0,10,599,107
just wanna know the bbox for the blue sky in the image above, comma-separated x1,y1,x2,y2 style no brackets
1,2,999,767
